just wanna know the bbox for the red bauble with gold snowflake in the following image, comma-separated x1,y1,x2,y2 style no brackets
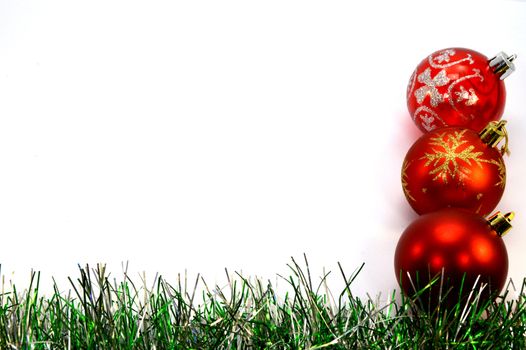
402,121,508,216
407,47,516,133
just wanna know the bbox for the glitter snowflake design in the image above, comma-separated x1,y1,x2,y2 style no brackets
402,160,415,202
414,68,450,107
421,130,492,184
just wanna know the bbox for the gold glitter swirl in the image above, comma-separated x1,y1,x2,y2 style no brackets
402,160,416,202
492,157,506,189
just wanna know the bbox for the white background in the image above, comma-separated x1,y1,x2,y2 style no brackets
1,0,525,298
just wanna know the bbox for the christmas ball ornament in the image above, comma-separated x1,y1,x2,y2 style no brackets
407,48,516,133
402,120,508,216
394,208,513,309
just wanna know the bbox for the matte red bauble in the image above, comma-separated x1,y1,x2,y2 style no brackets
402,121,508,216
394,208,512,309
407,48,515,133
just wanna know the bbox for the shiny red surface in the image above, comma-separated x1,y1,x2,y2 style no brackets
402,126,505,216
407,47,506,133
394,209,508,308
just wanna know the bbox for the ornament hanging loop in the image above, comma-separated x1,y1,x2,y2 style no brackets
479,120,510,156
489,52,516,80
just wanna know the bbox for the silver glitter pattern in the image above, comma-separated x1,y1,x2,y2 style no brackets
414,106,446,131
428,49,474,69
455,86,479,106
433,49,456,63
407,69,417,98
447,68,484,112
414,68,450,107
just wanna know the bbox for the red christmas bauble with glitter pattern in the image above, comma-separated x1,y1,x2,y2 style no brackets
402,122,507,216
407,47,515,133
394,208,512,309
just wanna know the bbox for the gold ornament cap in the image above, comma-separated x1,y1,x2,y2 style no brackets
487,211,514,237
479,120,509,155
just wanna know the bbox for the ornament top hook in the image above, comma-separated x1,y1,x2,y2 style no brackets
487,211,514,237
489,52,516,80
479,120,510,156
